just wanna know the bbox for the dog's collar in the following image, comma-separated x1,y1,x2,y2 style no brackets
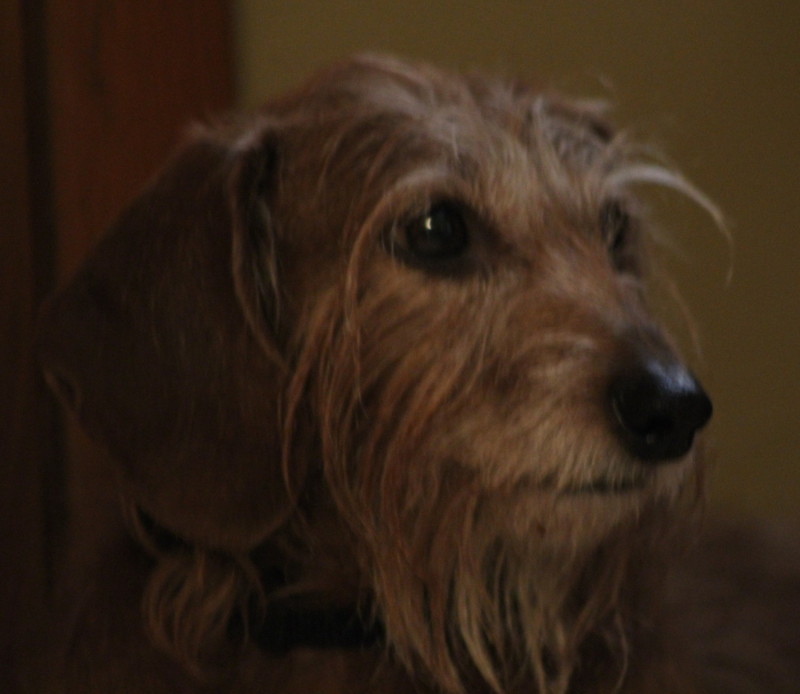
252,601,384,653
252,566,385,652
131,507,384,652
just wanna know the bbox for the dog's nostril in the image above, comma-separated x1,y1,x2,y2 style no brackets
609,359,712,463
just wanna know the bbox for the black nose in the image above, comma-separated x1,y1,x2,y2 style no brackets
609,358,712,463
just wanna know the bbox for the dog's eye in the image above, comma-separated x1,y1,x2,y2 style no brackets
599,199,632,267
404,202,470,261
600,199,629,251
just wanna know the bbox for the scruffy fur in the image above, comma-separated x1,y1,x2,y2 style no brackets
34,55,798,693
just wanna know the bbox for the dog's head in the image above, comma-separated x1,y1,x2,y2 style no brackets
39,55,713,692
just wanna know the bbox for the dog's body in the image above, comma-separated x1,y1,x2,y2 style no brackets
33,55,798,693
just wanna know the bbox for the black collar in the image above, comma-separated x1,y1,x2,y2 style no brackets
252,601,384,653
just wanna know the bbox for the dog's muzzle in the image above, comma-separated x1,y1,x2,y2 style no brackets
609,355,712,463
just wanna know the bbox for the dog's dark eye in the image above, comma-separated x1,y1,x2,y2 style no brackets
600,199,632,267
404,202,469,261
600,199,629,251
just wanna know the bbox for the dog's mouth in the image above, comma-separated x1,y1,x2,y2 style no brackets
562,475,649,496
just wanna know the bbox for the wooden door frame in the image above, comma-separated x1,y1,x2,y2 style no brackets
1,3,234,688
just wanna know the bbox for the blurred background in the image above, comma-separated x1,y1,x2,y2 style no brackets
2,2,798,686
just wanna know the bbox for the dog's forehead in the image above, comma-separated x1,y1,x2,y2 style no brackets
294,58,609,162
273,58,617,220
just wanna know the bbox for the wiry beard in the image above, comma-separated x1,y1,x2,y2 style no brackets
357,456,690,694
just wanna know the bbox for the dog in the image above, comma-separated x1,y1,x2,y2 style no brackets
35,54,798,693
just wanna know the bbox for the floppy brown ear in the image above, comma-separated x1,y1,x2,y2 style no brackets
38,125,293,551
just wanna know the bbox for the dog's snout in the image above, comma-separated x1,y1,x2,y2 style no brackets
609,357,712,463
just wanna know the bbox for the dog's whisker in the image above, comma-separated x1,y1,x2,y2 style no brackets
608,162,726,230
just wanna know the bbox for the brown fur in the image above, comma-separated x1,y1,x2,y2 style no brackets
33,55,798,693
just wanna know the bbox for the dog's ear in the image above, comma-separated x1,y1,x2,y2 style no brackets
38,125,295,551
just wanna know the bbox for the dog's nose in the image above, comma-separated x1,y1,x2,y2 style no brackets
609,358,712,463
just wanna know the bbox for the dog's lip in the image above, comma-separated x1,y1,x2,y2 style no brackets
561,475,649,496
